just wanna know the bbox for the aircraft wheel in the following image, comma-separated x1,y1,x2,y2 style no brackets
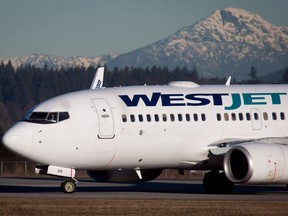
61,179,77,193
218,172,234,193
203,171,219,193
203,171,234,194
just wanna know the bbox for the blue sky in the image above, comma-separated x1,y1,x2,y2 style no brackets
0,0,287,58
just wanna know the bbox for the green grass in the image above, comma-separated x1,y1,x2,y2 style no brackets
0,198,287,216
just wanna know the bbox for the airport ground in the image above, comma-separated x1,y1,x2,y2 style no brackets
0,198,287,216
0,177,288,215
0,162,288,215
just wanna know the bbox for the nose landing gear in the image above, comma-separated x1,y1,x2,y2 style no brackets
35,165,78,193
61,178,78,193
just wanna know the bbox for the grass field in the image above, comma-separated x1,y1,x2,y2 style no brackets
0,198,287,216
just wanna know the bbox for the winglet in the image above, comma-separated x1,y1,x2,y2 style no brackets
225,76,232,87
90,67,104,89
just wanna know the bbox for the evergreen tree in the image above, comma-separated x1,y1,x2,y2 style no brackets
280,68,288,84
248,66,259,83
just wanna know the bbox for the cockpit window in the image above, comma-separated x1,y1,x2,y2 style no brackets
22,112,70,124
59,112,70,121
29,112,49,121
47,112,58,123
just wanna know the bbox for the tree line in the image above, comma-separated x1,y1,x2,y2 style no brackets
0,60,288,159
0,62,208,132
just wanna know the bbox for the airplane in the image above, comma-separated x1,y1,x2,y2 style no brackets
2,66,288,193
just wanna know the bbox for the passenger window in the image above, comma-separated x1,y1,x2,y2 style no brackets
193,114,198,121
154,114,159,122
238,113,243,121
231,113,236,121
178,114,183,121
246,113,251,121
201,114,206,121
138,114,143,122
185,114,190,121
146,114,151,122
280,112,285,120
224,113,229,121
170,114,175,122
254,113,259,120
162,114,167,122
216,113,221,121
272,112,277,120
263,112,268,121
122,114,127,122
130,115,135,122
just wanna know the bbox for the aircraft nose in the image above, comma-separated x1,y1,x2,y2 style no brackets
1,122,33,158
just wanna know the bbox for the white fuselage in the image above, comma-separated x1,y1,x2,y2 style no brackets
3,84,288,171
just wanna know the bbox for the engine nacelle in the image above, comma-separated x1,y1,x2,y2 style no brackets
224,143,288,184
86,169,162,183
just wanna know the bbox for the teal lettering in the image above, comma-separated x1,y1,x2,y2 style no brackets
119,92,287,109
270,93,287,104
225,93,241,110
243,93,267,105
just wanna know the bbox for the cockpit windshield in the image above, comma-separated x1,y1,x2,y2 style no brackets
22,111,70,124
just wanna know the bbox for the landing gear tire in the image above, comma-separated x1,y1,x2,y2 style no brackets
61,179,77,193
203,171,234,194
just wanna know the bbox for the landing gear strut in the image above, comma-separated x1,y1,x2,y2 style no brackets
61,178,78,193
203,171,234,194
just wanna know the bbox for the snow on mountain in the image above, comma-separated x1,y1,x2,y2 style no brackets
108,7,288,80
0,53,119,70
1,8,287,80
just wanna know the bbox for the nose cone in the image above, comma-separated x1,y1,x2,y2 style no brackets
1,122,33,158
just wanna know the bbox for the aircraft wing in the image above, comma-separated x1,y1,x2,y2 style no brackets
182,137,288,171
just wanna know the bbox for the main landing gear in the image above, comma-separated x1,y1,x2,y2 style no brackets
203,171,235,194
61,178,78,193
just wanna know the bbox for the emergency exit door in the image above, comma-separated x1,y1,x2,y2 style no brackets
251,108,262,130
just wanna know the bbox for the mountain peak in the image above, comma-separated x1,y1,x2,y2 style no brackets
1,8,287,80
109,7,288,79
210,7,269,25
190,7,285,46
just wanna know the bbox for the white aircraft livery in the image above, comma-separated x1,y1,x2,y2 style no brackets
2,67,288,193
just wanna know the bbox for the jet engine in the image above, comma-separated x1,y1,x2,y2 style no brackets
224,143,288,184
86,169,162,183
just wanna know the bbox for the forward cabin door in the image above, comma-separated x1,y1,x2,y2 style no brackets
92,98,115,139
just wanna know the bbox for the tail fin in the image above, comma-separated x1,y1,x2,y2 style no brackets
90,67,104,89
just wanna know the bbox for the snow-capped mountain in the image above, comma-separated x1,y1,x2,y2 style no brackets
0,53,119,70
109,7,288,79
1,8,287,80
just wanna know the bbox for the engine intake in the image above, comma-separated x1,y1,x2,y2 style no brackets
224,143,288,184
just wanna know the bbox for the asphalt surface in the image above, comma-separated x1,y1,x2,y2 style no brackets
0,177,287,200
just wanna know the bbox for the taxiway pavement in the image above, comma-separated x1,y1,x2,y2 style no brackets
0,177,287,200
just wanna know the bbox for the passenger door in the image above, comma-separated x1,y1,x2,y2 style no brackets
91,98,115,139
